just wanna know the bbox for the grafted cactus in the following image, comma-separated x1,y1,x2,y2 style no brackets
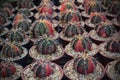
0,61,16,78
95,23,115,38
32,61,53,78
106,39,120,53
2,42,23,58
71,36,92,52
90,12,106,25
74,54,97,74
63,23,84,37
36,38,57,55
31,20,54,38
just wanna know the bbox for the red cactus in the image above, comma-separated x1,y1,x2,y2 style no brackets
74,54,96,74
0,62,16,77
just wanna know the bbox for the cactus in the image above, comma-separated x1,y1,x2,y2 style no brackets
31,20,54,38
64,23,84,37
8,29,26,42
2,42,23,58
0,61,16,78
95,23,115,38
74,54,97,74
0,13,7,25
90,12,106,25
108,1,120,15
84,0,103,15
17,0,34,9
60,1,76,13
18,9,31,17
36,38,57,55
60,10,81,23
71,36,92,52
114,61,120,74
13,20,30,32
32,61,53,78
38,4,53,15
106,39,120,53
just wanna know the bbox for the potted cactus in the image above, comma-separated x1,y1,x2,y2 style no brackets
30,19,58,42
64,35,98,57
85,12,106,28
63,53,105,80
6,29,30,45
81,0,103,18
106,60,120,80
99,37,120,59
60,22,87,41
0,42,28,61
0,61,23,80
21,60,63,80
29,36,64,61
89,21,116,41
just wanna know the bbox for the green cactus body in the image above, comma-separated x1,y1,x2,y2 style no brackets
114,61,120,74
0,14,7,25
31,21,54,38
64,24,84,37
18,9,31,17
32,61,53,78
15,20,30,32
72,37,92,52
74,57,97,74
106,40,120,53
8,30,25,42
95,24,115,38
17,0,34,9
0,61,16,78
36,38,57,55
2,43,23,58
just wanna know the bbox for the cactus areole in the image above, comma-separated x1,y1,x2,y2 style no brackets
36,38,57,55
0,61,16,78
71,36,92,52
32,61,53,78
74,55,97,74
